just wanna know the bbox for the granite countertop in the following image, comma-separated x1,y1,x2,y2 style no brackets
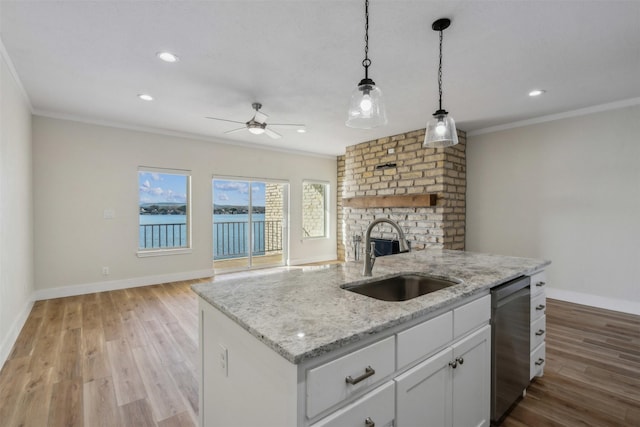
192,249,550,364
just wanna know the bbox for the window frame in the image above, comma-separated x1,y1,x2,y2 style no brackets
301,180,330,240
137,166,192,257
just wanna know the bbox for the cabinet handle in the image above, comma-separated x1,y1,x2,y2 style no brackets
535,358,545,366
536,304,546,311
364,417,375,427
535,329,545,336
536,281,546,287
449,360,457,369
456,356,464,365
345,366,375,385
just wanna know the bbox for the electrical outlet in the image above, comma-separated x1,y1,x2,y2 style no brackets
102,267,110,275
219,344,228,376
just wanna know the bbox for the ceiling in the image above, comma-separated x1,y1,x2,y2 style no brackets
1,1,639,157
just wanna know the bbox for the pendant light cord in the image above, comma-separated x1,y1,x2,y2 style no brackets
438,28,443,111
362,0,371,80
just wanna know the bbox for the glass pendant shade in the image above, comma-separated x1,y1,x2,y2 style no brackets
424,111,458,147
346,79,387,128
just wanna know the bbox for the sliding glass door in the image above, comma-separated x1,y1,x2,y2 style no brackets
212,178,288,270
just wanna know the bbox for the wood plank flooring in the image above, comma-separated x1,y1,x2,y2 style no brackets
1,280,638,426
0,278,210,427
502,299,640,427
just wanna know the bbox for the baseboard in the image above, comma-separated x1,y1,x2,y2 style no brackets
0,297,35,369
547,287,640,315
33,269,215,301
289,254,338,266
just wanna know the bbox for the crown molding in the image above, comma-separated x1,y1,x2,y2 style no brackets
0,36,33,112
468,97,640,137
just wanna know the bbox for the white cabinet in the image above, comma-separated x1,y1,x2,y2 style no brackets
395,326,491,427
200,292,492,427
306,336,395,418
310,382,395,427
529,270,547,379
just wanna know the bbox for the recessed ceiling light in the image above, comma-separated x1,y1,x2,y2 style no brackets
156,51,179,63
297,128,307,133
529,89,545,97
138,94,154,101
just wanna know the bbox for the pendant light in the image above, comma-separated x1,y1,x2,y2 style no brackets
424,18,458,147
346,0,387,129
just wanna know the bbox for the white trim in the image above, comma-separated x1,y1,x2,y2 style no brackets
32,110,336,159
0,298,34,369
32,269,214,301
546,287,640,316
289,254,338,266
0,37,33,111
137,248,193,257
468,97,640,136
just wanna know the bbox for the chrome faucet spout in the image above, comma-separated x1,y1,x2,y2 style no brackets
363,218,410,276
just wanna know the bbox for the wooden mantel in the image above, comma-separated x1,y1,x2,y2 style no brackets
342,194,437,209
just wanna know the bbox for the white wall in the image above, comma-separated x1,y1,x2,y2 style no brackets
33,116,336,296
467,105,640,314
0,47,34,364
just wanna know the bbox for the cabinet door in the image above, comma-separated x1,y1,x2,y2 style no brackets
452,325,491,427
395,347,453,427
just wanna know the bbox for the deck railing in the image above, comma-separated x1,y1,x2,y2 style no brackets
138,221,282,259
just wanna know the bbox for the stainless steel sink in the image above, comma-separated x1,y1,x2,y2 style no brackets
342,273,461,301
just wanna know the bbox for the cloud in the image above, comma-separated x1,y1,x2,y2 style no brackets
217,193,230,201
151,173,161,181
215,181,249,193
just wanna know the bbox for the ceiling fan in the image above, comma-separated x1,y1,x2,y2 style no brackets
206,102,305,139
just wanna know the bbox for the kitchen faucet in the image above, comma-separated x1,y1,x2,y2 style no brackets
363,218,410,276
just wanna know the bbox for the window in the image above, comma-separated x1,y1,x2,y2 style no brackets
138,167,191,255
302,181,329,238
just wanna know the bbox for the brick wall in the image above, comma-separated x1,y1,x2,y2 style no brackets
265,183,283,254
337,128,466,261
302,182,327,238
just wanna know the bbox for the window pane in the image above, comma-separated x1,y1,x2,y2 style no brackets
302,182,328,238
139,169,190,250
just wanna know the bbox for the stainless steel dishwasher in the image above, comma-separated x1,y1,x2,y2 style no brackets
491,275,531,425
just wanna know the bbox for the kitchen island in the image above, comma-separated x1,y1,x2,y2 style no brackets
192,249,550,427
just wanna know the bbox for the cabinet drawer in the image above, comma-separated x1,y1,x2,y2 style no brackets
530,342,546,380
530,271,547,297
531,293,546,322
311,381,395,427
307,336,395,419
453,294,490,338
530,315,546,351
397,311,453,369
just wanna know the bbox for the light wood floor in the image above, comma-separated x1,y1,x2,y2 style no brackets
1,281,638,426
502,299,640,427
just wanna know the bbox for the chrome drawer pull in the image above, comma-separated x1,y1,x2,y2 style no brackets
536,281,546,287
364,417,375,427
535,358,545,366
345,366,375,385
535,329,545,336
456,356,464,365
536,304,546,310
449,360,457,369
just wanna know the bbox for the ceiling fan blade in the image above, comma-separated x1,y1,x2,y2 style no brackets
268,123,306,129
265,128,282,139
254,110,268,124
206,117,246,124
224,127,247,134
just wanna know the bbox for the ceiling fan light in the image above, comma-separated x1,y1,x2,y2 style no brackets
424,112,458,148
346,82,387,128
247,127,265,135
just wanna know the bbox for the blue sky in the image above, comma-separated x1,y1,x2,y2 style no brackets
139,171,188,204
213,180,265,207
